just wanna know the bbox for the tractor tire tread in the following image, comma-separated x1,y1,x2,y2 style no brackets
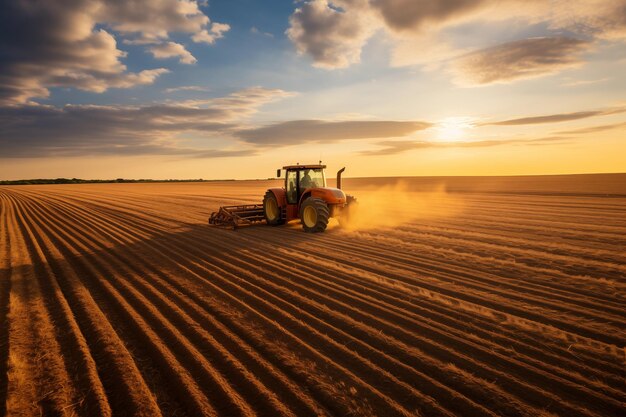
300,197,329,233
263,190,284,225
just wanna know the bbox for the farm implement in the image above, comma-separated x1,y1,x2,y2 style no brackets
209,163,357,232
208,204,266,229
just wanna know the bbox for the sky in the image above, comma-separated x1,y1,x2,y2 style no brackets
0,0,625,180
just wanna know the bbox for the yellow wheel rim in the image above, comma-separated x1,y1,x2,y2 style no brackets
266,198,279,220
303,205,317,228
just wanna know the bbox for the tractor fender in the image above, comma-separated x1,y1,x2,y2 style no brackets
267,188,287,206
299,187,346,207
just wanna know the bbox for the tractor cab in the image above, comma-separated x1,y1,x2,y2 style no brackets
278,164,326,204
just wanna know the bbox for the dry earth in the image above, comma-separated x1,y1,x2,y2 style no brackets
0,174,625,417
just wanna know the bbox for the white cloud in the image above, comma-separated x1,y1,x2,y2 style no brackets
286,0,625,83
371,0,490,32
452,37,591,85
0,87,292,157
286,0,544,70
286,0,378,69
192,22,231,44
0,1,228,105
149,42,197,64
251,27,274,38
561,77,610,87
549,0,626,40
97,0,210,39
163,85,210,93
236,119,431,145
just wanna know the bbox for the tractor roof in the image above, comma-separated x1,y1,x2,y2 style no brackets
282,164,326,170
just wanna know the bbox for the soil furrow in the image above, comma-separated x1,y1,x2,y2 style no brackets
2,181,624,417
9,190,163,417
0,193,13,417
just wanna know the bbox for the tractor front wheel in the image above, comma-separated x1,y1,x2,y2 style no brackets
300,197,329,233
263,191,284,225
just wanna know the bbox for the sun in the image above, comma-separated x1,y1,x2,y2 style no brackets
435,117,475,142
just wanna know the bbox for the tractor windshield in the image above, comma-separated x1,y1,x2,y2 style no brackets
299,168,325,189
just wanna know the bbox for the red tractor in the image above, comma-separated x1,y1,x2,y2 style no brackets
209,164,357,232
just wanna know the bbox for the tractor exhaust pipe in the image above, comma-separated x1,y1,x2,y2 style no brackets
336,167,345,189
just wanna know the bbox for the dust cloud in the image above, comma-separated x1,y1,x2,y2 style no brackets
339,181,464,231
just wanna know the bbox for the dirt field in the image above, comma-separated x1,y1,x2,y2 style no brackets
1,175,624,417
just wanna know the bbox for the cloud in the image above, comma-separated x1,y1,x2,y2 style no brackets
97,0,208,37
561,77,610,87
0,88,290,158
453,37,590,85
286,0,377,68
286,0,543,69
0,87,436,159
486,106,626,125
192,22,231,44
235,120,431,145
251,27,274,38
360,140,434,155
205,87,296,111
189,149,258,158
362,136,570,155
0,1,228,105
556,121,626,135
96,0,230,42
287,0,624,84
163,85,210,93
370,0,497,32
148,42,197,64
549,0,626,41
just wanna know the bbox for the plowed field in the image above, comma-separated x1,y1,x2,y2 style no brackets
1,175,624,417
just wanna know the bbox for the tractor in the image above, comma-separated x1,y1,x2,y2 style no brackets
209,164,357,232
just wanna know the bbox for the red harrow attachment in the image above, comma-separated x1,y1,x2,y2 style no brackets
208,204,266,229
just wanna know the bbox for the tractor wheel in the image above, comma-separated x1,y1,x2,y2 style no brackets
300,197,329,233
339,195,358,228
263,191,284,225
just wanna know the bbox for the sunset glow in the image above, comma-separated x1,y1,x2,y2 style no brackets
0,1,625,180
434,118,474,142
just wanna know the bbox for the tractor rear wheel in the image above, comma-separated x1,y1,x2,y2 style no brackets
300,197,329,233
263,191,284,225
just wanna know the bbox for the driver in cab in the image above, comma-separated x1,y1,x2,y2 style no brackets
300,169,313,189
